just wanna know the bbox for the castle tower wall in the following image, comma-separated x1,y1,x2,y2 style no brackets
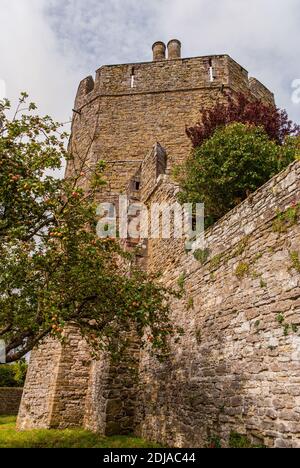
17,337,62,430
249,77,275,105
18,326,140,435
67,52,272,200
18,44,277,440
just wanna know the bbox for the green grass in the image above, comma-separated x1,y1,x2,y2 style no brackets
0,416,162,449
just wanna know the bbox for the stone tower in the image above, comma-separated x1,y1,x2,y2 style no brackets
65,39,274,203
17,41,280,444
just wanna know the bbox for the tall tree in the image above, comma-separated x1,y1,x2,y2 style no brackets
0,95,181,363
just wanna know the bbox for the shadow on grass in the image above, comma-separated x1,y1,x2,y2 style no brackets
0,416,162,449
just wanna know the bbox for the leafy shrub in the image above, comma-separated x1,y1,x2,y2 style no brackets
290,251,300,273
229,431,266,449
186,92,300,148
177,123,298,227
206,435,222,448
193,248,210,264
12,360,28,386
235,262,250,279
229,432,252,448
0,366,16,387
0,360,28,387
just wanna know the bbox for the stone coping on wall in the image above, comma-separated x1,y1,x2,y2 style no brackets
95,54,248,73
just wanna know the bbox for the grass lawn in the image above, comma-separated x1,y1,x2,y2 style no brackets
0,416,162,449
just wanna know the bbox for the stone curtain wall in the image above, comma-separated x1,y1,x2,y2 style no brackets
137,160,300,448
0,388,23,415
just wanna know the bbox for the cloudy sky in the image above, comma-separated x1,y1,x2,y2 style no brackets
0,0,299,123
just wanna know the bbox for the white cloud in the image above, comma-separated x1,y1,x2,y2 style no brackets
0,0,299,123
0,0,78,121
157,0,300,121
0,79,6,100
45,0,162,68
292,79,300,105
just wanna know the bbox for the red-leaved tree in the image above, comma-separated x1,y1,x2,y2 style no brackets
186,92,300,148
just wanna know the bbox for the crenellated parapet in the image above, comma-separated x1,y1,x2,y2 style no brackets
73,40,274,114
74,55,261,110
74,75,95,109
249,76,275,105
70,41,275,203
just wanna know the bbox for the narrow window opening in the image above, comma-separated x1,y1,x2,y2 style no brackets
131,178,140,191
192,215,197,232
131,67,135,88
208,59,214,82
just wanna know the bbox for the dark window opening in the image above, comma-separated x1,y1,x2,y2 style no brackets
130,67,135,88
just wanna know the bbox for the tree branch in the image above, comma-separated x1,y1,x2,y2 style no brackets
5,327,52,363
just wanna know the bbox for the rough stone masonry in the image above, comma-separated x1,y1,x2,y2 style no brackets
17,41,300,448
